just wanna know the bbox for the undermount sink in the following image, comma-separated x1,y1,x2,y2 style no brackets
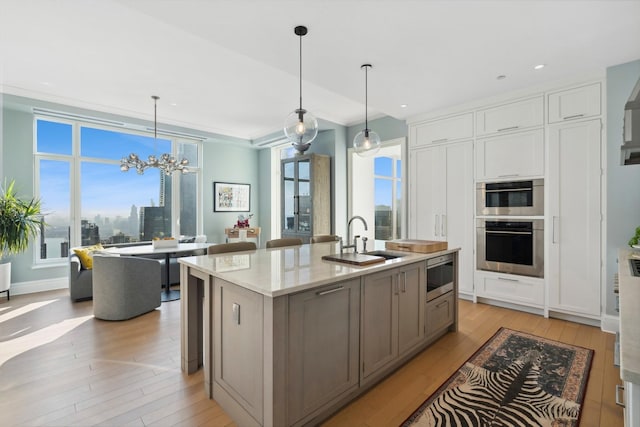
361,250,407,260
321,252,386,266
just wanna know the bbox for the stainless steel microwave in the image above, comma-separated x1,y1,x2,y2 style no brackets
476,179,544,216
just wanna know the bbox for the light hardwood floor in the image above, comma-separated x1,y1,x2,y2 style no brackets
0,289,623,426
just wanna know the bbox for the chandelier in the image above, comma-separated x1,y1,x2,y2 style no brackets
283,25,318,154
120,96,189,175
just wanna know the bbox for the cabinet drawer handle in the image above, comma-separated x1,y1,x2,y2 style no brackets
432,138,448,143
316,286,344,296
498,277,519,282
401,271,407,293
436,300,449,309
497,174,520,178
497,126,519,132
615,384,625,408
563,114,584,120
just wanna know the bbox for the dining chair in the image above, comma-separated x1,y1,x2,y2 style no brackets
310,234,340,244
265,238,303,248
207,241,257,254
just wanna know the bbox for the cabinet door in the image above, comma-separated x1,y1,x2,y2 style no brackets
397,262,426,355
409,146,445,241
410,113,473,147
548,83,601,124
445,141,475,296
288,279,360,424
476,96,543,136
361,268,398,379
475,129,545,179
214,279,263,423
548,120,601,317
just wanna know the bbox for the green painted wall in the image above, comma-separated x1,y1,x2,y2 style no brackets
203,142,260,245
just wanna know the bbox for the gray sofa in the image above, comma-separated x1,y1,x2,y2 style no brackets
92,254,161,320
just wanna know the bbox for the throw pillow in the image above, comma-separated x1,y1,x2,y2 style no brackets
73,243,104,270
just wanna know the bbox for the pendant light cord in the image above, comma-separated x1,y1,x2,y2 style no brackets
299,33,303,111
364,65,368,129
152,95,159,140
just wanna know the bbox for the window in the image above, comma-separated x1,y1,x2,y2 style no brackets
374,156,402,241
350,140,404,250
34,117,201,264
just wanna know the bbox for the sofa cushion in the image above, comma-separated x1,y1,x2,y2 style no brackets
73,243,104,270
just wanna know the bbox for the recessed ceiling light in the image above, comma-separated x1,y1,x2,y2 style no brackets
496,75,507,80
534,64,545,70
400,104,408,108
40,81,51,86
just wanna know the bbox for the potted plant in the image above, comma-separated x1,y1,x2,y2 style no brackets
0,179,44,300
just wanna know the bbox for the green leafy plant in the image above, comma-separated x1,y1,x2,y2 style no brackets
0,179,44,260
629,226,640,248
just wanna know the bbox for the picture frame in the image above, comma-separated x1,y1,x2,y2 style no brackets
213,182,250,212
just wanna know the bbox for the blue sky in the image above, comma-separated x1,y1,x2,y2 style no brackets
37,120,167,220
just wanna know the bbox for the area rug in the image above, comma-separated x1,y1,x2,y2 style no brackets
402,327,593,427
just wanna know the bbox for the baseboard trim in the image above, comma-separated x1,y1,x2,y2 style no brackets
8,277,68,296
600,314,620,334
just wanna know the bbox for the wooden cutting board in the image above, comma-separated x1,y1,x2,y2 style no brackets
385,239,448,253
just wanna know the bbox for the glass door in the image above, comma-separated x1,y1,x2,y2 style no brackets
282,160,296,233
296,159,311,233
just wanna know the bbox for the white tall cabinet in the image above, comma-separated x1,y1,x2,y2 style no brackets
407,79,605,323
409,140,474,297
547,119,602,318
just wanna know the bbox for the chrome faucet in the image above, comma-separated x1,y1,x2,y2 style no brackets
341,215,368,254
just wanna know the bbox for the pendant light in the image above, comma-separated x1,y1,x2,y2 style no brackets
353,64,381,157
284,25,318,154
120,96,189,175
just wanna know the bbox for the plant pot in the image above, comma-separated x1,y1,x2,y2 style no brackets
0,262,10,296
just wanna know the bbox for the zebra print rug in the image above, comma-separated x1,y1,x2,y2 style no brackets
402,327,593,426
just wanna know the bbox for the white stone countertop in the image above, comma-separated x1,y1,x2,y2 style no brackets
179,241,459,298
618,248,640,384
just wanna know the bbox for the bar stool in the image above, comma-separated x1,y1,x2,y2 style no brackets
310,235,339,243
265,238,303,248
207,241,257,254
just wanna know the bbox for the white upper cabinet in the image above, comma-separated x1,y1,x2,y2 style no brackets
409,113,473,148
475,129,545,180
476,96,544,136
547,82,601,124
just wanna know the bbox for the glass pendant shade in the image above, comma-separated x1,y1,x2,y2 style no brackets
354,128,381,157
284,108,318,152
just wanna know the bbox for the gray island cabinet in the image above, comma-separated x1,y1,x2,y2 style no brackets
179,243,458,427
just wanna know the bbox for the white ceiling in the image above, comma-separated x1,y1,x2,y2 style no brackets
1,0,640,141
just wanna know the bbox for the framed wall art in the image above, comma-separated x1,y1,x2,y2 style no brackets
213,182,250,212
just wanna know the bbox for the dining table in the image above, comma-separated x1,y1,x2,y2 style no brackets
100,242,210,302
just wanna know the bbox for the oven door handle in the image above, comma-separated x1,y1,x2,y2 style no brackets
486,230,533,235
485,188,532,193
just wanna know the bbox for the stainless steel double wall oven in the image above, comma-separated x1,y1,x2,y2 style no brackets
476,179,544,278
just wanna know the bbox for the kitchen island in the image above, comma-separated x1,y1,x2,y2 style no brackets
617,248,640,426
179,242,459,427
